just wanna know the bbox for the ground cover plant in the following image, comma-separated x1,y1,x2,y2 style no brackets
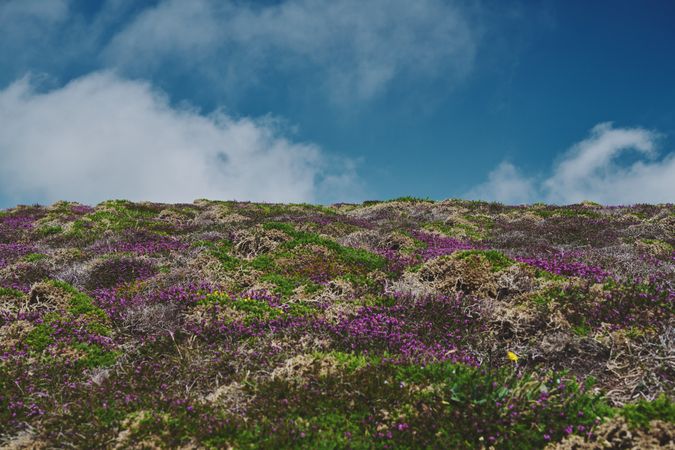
0,198,673,448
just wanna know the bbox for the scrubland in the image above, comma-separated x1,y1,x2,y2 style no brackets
0,198,673,448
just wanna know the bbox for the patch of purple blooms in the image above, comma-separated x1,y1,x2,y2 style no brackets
516,253,610,282
411,231,476,261
91,232,189,255
0,243,35,269
333,293,481,365
0,215,35,230
92,282,212,322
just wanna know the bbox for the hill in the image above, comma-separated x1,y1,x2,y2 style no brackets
1,198,673,448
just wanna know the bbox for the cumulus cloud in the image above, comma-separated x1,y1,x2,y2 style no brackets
464,161,536,204
0,0,69,23
0,72,361,205
0,0,71,80
104,0,477,102
466,123,675,205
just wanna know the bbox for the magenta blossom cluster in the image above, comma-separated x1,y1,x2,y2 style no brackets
88,230,188,255
332,294,481,365
411,231,476,261
0,215,36,230
0,243,35,269
92,282,212,322
516,254,610,282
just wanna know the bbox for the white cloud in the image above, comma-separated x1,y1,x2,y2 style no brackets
0,0,71,76
464,161,536,204
104,0,477,102
466,123,675,205
0,72,361,205
0,0,69,23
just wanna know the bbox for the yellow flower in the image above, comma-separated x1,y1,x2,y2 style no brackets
507,351,519,362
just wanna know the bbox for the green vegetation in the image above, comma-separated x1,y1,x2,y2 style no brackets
423,220,485,240
263,221,387,271
618,394,675,428
0,287,25,298
64,200,160,241
23,253,47,262
2,199,673,447
36,224,63,236
455,249,514,272
388,196,435,203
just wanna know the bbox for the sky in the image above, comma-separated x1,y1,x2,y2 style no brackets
1,0,674,207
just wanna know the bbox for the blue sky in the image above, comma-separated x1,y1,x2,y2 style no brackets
1,0,674,207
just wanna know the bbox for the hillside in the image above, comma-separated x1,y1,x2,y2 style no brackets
1,198,673,448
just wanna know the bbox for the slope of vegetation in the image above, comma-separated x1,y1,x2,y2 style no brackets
0,199,673,448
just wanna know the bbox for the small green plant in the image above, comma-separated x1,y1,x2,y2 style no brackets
455,249,514,272
72,343,119,368
36,225,63,236
263,222,387,272
23,253,47,262
25,323,55,351
0,287,24,298
618,394,675,428
47,280,108,321
249,254,277,272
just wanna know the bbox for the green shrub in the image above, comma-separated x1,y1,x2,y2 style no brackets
455,249,514,272
72,343,119,368
618,394,675,428
25,323,55,351
0,287,24,298
23,253,47,262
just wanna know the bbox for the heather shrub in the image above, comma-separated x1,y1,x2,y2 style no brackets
85,256,156,290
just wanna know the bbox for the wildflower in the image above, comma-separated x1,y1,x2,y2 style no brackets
507,351,519,362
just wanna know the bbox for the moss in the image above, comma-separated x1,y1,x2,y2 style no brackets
200,293,287,324
250,254,277,272
322,351,379,372
36,225,63,236
454,249,514,272
618,394,675,428
231,298,283,324
571,323,591,336
207,240,241,271
260,273,320,298
71,342,119,368
48,281,107,321
64,201,161,241
0,287,25,298
640,238,674,252
87,321,113,337
25,323,54,351
337,273,378,289
423,221,484,240
532,267,567,281
286,302,318,317
23,253,47,262
291,411,371,449
263,221,387,272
